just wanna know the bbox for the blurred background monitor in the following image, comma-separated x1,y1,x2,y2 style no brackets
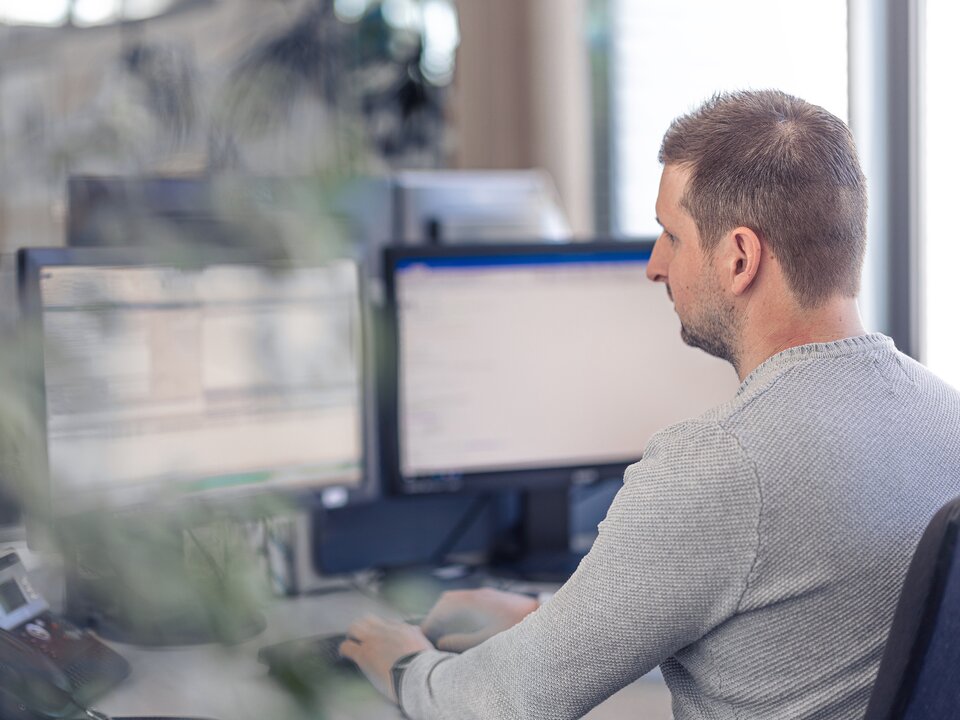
388,170,571,245
0,253,23,532
17,247,367,518
380,241,740,575
66,170,571,271
66,175,348,258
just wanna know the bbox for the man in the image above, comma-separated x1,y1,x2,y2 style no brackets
340,90,960,719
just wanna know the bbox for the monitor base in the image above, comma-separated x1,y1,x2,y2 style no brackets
490,550,585,583
88,606,266,647
488,486,583,583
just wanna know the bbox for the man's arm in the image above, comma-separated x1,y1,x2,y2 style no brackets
340,617,434,703
419,588,541,652
353,420,762,720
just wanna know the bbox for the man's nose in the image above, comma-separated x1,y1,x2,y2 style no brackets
646,234,669,283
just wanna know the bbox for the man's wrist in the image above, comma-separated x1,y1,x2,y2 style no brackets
519,589,555,609
536,590,555,606
391,650,425,714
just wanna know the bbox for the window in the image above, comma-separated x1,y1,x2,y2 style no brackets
921,0,960,388
0,0,175,27
606,0,849,237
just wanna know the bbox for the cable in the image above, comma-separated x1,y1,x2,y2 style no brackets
184,525,228,590
347,569,386,603
429,494,492,566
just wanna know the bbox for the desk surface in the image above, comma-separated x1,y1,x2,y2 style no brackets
12,540,670,719
93,590,672,720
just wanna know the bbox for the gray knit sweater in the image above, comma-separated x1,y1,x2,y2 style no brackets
401,334,960,720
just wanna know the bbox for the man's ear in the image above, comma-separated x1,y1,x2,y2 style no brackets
722,226,762,296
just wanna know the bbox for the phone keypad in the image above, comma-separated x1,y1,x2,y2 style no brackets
15,613,101,665
13,611,130,703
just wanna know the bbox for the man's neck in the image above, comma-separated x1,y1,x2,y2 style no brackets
735,296,866,382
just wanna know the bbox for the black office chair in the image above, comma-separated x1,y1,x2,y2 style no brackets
863,496,960,719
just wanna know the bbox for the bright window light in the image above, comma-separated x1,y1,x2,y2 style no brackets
335,0,369,23
0,0,68,25
922,1,960,388
0,0,171,25
122,0,173,20
421,0,459,85
382,0,419,31
73,0,119,26
609,0,848,238
423,0,458,54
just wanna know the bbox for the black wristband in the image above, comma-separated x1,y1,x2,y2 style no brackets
391,650,424,714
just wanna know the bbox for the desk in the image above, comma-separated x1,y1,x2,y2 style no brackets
92,590,672,720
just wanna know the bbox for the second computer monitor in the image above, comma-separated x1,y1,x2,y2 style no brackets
383,241,740,494
18,247,366,517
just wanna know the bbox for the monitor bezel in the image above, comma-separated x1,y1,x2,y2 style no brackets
381,239,657,495
17,246,375,521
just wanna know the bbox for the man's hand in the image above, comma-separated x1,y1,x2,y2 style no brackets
339,616,434,703
420,588,540,652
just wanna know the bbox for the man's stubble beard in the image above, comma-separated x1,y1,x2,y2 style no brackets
669,280,742,373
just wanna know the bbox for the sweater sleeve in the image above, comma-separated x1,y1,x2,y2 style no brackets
400,420,762,720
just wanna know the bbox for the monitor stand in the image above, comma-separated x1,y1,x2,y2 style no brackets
491,487,585,582
61,518,265,647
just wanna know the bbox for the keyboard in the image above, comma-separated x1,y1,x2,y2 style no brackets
64,639,133,704
258,617,424,683
258,634,361,681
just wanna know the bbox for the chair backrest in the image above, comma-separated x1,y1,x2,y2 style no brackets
864,496,960,720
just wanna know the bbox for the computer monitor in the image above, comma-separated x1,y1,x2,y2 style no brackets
381,241,740,575
17,247,367,518
16,247,368,642
66,175,310,259
383,241,739,492
390,170,571,244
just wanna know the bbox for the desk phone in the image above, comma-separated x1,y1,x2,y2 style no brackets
0,552,130,719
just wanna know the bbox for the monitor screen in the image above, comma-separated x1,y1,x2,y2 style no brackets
383,242,740,493
0,579,26,614
19,249,364,515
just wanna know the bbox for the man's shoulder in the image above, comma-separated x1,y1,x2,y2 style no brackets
629,417,756,484
725,342,960,430
617,417,762,540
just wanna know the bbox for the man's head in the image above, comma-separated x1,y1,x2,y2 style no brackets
648,90,867,369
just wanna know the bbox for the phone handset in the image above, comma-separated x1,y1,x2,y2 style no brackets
0,553,129,719
0,628,78,719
